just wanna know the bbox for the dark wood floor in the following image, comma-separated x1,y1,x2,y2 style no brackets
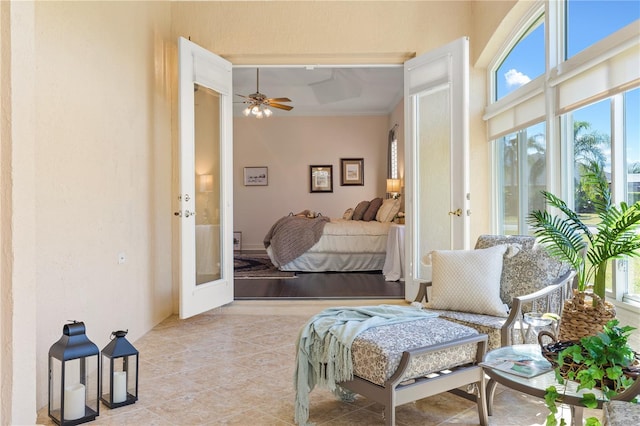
234,271,405,300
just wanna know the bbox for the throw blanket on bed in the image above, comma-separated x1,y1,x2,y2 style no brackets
294,305,439,425
264,215,330,266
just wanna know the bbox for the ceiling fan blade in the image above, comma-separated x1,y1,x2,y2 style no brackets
235,94,251,99
269,103,293,111
266,97,292,103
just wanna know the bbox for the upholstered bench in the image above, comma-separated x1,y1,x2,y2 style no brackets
603,400,640,426
296,314,488,426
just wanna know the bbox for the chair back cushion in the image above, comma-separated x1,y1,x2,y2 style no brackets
427,245,509,317
474,235,571,307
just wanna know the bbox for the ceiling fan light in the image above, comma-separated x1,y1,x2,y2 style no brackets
242,106,251,116
263,107,272,117
256,110,264,119
251,105,260,115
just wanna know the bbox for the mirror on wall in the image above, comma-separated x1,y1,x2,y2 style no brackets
194,83,222,284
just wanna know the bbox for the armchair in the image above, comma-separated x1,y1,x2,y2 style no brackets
414,234,577,350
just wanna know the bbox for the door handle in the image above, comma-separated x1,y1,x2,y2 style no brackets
174,210,195,217
448,208,462,216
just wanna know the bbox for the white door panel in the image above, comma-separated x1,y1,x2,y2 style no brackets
404,37,470,301
178,37,234,319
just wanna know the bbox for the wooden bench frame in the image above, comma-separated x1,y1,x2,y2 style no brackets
338,334,489,426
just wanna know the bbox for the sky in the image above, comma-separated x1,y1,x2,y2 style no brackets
496,0,640,165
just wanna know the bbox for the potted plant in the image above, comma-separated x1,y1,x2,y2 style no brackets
528,160,640,339
541,319,639,426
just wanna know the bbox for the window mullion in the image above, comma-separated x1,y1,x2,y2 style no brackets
611,94,626,301
518,129,528,233
546,0,564,70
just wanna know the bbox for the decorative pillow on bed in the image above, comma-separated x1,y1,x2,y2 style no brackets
362,197,383,221
426,245,509,317
352,200,370,221
342,208,354,220
376,198,401,222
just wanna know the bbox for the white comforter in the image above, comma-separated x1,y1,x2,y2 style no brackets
307,219,391,253
267,219,392,271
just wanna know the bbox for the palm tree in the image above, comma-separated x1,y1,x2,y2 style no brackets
528,161,640,302
573,120,608,167
527,132,547,213
573,121,610,213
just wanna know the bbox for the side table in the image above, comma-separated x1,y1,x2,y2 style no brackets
483,344,598,426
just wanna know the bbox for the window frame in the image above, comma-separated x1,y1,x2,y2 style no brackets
486,1,640,308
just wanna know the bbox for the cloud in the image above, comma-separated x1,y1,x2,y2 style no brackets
504,69,531,88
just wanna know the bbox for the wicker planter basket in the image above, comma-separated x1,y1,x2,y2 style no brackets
558,290,616,341
539,331,640,391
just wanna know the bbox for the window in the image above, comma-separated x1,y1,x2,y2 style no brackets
495,14,545,101
487,1,640,306
497,123,546,235
390,136,398,179
566,0,640,58
567,99,611,214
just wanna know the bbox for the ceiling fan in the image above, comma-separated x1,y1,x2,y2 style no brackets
236,68,293,118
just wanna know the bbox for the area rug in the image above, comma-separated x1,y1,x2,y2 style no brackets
234,253,296,279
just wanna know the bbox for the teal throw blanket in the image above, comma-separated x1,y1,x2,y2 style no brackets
293,304,438,425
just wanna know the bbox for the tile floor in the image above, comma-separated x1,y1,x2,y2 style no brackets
37,302,601,425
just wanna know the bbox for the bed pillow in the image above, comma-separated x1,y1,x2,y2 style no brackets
426,245,509,317
352,200,370,221
362,197,383,221
376,198,401,222
342,208,354,220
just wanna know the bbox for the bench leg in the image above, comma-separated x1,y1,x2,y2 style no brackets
384,390,395,426
477,374,488,426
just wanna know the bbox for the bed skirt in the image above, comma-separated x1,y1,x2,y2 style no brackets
267,247,386,272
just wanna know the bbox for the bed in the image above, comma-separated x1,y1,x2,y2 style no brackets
266,218,392,272
264,198,401,272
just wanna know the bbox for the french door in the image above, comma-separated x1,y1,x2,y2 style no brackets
404,37,470,301
177,37,234,319
175,36,469,312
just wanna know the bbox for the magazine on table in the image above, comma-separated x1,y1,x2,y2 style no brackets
480,356,553,378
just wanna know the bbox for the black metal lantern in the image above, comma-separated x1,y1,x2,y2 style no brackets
100,330,139,408
48,321,100,425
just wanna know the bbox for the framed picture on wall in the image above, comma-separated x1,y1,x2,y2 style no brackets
340,158,364,186
244,166,268,186
310,165,333,193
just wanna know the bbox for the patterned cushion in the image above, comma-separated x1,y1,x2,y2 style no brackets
351,317,479,385
474,235,571,307
426,245,509,317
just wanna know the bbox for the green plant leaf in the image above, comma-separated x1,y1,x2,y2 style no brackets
606,365,623,380
581,393,598,409
546,413,559,426
584,417,601,426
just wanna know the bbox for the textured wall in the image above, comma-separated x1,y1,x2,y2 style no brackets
32,0,173,410
1,0,525,419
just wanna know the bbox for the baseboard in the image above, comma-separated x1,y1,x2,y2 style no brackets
221,299,409,316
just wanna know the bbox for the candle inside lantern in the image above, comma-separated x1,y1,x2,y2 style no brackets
113,371,127,403
63,383,85,420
